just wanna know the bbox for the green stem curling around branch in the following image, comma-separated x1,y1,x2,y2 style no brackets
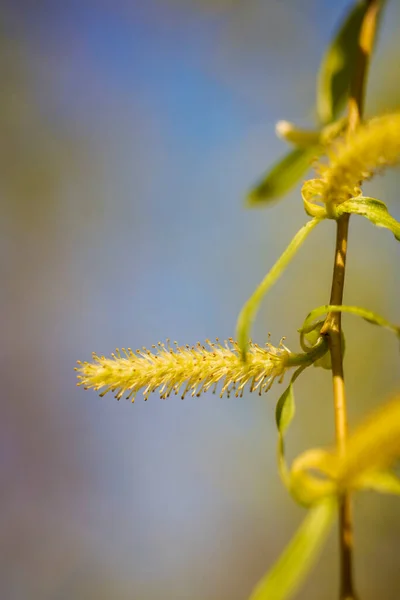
236,218,322,359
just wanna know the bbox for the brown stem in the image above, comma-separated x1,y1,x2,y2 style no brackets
324,213,354,600
321,1,382,598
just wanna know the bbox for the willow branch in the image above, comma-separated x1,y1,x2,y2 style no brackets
321,2,383,599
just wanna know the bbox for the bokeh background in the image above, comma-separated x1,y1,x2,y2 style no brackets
1,1,400,598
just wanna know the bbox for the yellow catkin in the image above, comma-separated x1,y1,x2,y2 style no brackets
76,338,291,402
314,113,400,206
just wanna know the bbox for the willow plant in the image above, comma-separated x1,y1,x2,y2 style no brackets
76,1,400,598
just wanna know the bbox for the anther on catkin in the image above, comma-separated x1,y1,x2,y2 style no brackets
306,113,400,206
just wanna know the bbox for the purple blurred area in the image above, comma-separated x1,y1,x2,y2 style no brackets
1,1,400,599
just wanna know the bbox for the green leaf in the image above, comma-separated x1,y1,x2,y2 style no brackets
236,218,321,358
299,304,400,339
337,196,400,241
313,349,332,371
275,365,331,506
275,366,308,443
276,378,298,488
276,382,296,436
355,470,400,495
317,2,370,124
336,396,400,489
247,146,320,206
249,498,336,600
275,367,307,491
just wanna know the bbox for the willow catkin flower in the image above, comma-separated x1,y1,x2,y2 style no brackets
310,113,400,206
76,338,291,402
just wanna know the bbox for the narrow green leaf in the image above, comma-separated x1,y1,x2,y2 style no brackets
275,367,307,491
299,304,400,339
313,350,332,371
355,470,400,495
247,146,319,206
337,196,400,241
237,218,321,358
276,383,296,436
276,366,307,440
337,396,400,488
249,498,336,600
276,382,296,489
317,2,369,123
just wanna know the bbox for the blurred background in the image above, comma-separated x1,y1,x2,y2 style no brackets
1,1,400,598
